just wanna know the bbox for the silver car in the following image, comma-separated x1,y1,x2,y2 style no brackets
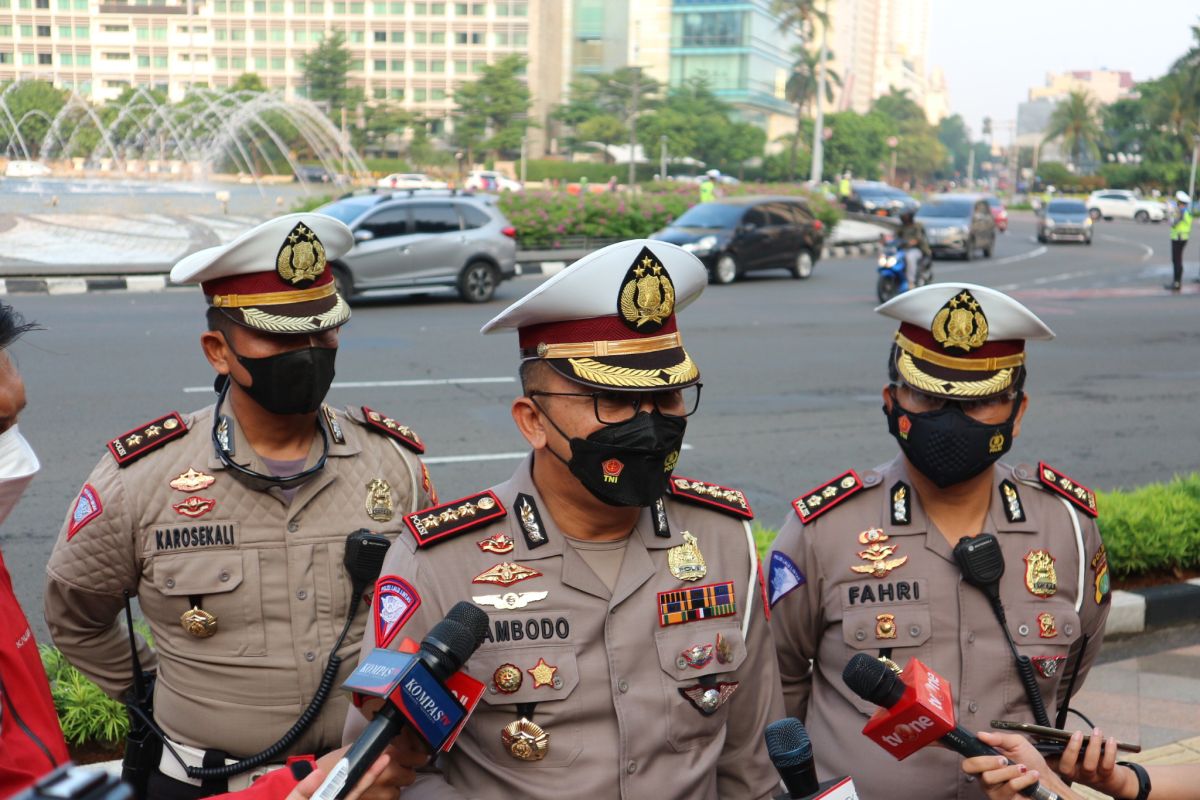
317,190,518,303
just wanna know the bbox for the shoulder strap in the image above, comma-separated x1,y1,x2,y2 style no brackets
107,412,188,467
667,476,754,520
791,469,865,525
403,490,506,548
360,406,425,454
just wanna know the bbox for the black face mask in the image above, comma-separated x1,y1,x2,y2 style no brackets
536,402,687,507
884,387,1022,489
228,343,337,416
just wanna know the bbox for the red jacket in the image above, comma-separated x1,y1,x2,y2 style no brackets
0,551,70,795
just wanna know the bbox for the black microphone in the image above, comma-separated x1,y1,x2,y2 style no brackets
313,601,490,800
842,654,1059,800
765,718,820,798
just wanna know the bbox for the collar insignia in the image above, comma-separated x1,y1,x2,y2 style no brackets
890,481,912,525
1000,479,1026,523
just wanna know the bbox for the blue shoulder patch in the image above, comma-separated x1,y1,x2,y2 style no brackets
768,551,806,607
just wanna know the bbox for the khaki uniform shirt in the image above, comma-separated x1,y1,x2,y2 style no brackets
44,404,434,757
770,457,1110,800
347,456,784,800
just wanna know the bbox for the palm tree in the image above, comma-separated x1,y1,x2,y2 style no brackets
1143,71,1200,155
1043,90,1103,170
1170,18,1200,74
771,0,827,38
784,46,841,178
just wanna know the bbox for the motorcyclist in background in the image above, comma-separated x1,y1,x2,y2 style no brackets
896,209,932,289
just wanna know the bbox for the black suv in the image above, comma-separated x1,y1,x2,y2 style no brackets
649,196,826,285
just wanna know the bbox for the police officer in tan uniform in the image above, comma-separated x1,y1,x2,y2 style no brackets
769,283,1111,800
345,240,784,799
44,214,436,798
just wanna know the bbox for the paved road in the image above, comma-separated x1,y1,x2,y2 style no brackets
5,212,1199,639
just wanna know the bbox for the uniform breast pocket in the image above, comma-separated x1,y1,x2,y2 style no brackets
470,643,581,768
149,551,266,657
837,605,932,715
1005,601,1081,712
654,622,746,753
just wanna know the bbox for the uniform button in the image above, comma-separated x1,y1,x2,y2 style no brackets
1018,624,1030,637
287,521,299,533
165,578,176,589
297,590,307,600
305,651,316,662
967,632,976,643
855,630,866,641
219,570,230,582
909,625,921,637
968,701,978,713
617,679,629,693
966,775,976,783
1065,624,1074,636
626,761,637,774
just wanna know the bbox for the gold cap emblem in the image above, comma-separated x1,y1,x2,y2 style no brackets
931,289,989,353
276,222,326,287
618,247,675,333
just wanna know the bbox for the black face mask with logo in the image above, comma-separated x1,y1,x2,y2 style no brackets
229,344,337,416
538,404,687,507
884,387,1023,489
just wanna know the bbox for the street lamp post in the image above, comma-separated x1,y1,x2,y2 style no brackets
627,66,640,191
809,0,830,187
887,136,899,184
659,134,667,181
1188,133,1199,204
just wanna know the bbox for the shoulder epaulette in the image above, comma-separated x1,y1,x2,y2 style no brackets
361,406,425,454
403,490,506,548
668,476,753,520
792,469,865,525
107,412,188,467
1036,461,1098,518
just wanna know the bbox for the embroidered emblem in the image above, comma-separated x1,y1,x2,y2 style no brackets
1091,544,1110,605
716,632,733,664
676,644,714,670
365,478,394,523
668,476,753,519
472,562,542,587
931,289,989,353
361,407,425,454
404,491,506,548
653,498,671,538
768,551,805,607
617,246,675,333
515,492,548,549
472,591,548,611
1023,549,1058,597
478,531,515,555
658,581,736,627
897,415,912,439
107,412,188,466
66,484,103,540
851,542,908,579
1037,612,1057,639
875,613,898,639
493,664,523,694
170,468,215,493
989,432,1006,454
322,404,345,445
792,470,863,525
1032,655,1066,678
891,482,911,525
679,682,739,716
276,221,326,287
668,531,707,582
172,496,216,519
527,658,560,689
602,459,624,483
1037,461,1098,518
375,575,421,649
1000,480,1026,523
502,718,549,761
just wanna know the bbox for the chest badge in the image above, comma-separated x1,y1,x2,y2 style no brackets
679,682,739,716
875,613,898,639
170,468,216,493
1037,612,1057,638
478,532,515,555
716,632,734,664
472,562,542,587
472,590,548,611
493,664,523,694
502,718,549,761
668,531,707,582
181,606,218,638
1023,549,1058,597
677,643,714,670
365,478,394,523
851,539,908,579
527,658,560,689
172,496,216,519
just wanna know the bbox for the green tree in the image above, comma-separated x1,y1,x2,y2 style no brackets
722,121,767,179
300,31,352,114
821,111,891,179
1043,89,1103,169
771,0,827,37
872,88,925,126
230,72,267,93
937,114,971,175
576,114,627,162
637,77,737,168
451,54,533,163
784,45,841,179
1170,17,1200,73
551,68,660,154
0,80,68,158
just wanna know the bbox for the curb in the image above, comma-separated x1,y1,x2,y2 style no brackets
1104,579,1200,637
0,243,885,296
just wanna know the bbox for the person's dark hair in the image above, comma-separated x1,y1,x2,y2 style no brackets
900,210,915,224
886,344,1026,396
519,359,554,395
0,302,41,352
206,306,239,338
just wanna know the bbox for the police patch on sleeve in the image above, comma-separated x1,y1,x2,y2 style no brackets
375,575,421,649
66,484,103,540
767,551,806,607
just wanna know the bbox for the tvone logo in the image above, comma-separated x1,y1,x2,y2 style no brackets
882,716,936,748
923,672,945,713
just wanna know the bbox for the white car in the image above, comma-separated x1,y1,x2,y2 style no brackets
464,170,522,192
377,172,448,190
1085,190,1166,223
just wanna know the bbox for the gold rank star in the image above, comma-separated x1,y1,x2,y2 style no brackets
527,658,558,689
633,264,646,278
126,434,142,446
145,425,162,437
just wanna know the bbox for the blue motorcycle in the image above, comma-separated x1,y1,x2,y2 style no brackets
876,238,932,302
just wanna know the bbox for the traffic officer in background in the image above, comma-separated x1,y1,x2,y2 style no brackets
1168,190,1193,292
768,283,1111,800
345,240,783,799
44,214,436,798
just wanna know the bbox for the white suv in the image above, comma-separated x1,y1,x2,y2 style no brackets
1086,190,1166,223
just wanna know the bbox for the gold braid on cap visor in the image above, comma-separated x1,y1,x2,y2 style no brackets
530,332,682,359
894,331,1025,372
897,351,1015,398
209,281,337,308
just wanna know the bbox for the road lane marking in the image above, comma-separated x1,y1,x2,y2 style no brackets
1099,234,1154,263
183,376,516,393
995,269,1092,291
993,245,1048,266
426,443,694,466
936,246,1047,274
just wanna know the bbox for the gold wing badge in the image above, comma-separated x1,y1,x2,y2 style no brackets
851,542,909,578
618,248,675,333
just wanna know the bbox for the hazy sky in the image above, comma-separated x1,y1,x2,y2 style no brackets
929,0,1199,143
